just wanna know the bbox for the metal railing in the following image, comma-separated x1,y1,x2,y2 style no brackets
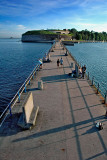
0,45,53,127
61,42,107,104
86,72,107,104
0,64,40,127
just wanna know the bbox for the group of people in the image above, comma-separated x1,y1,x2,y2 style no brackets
57,58,63,67
39,56,87,79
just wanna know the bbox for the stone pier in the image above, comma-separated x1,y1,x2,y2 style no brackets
0,42,107,160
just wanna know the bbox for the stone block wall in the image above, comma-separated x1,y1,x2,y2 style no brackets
21,34,72,42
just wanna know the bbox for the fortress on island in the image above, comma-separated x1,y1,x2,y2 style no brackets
21,28,107,43
21,29,72,43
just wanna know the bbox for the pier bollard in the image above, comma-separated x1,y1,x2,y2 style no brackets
38,80,43,90
9,104,12,117
24,84,26,93
48,54,50,60
97,83,99,94
92,76,94,86
71,62,73,68
18,91,20,102
32,74,34,79
65,50,68,56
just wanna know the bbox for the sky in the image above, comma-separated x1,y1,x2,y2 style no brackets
0,0,107,38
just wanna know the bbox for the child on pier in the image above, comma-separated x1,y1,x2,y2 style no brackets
60,57,63,66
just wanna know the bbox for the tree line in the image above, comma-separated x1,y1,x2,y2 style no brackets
69,28,107,41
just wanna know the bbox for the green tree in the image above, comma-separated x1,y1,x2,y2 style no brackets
76,33,82,40
70,28,77,39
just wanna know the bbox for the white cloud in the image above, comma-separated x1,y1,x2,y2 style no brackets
0,0,107,19
0,23,30,38
17,25,26,30
1,0,107,36
0,0,94,17
67,22,107,32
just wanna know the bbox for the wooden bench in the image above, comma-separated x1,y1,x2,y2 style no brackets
17,92,39,129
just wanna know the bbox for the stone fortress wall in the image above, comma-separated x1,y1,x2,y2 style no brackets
22,34,72,42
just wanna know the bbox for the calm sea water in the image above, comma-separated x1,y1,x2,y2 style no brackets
0,39,52,112
66,42,107,96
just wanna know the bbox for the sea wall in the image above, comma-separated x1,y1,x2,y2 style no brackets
62,41,75,45
22,35,48,42
22,34,72,42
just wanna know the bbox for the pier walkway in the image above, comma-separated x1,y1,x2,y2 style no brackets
0,42,107,160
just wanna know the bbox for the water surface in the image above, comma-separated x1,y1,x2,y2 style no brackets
0,39,52,112
66,42,107,96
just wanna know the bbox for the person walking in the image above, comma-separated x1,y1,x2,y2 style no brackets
57,59,60,68
82,65,86,78
60,57,63,67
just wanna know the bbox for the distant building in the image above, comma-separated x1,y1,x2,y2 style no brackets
47,29,70,34
22,29,72,42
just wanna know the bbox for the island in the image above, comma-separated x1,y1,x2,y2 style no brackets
21,29,72,43
22,28,107,43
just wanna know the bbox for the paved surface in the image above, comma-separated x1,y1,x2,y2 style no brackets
0,42,107,160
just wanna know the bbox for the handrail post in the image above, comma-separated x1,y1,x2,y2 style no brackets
18,91,20,102
92,76,94,86
34,70,36,75
9,104,12,117
29,79,30,85
37,64,40,71
24,84,26,93
87,72,89,80
105,91,107,104
32,74,34,79
97,83,99,94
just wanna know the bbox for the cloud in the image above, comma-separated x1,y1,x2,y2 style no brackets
1,0,107,36
0,0,32,16
17,25,26,30
0,23,30,38
67,21,107,32
0,0,107,19
0,0,91,17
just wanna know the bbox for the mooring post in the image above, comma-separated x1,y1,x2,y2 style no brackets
9,104,12,117
18,91,20,102
24,83,26,93
97,83,99,94
32,73,34,79
92,76,94,86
